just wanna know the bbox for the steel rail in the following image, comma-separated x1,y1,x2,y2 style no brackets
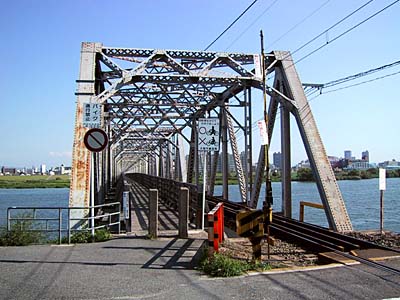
206,197,400,276
336,250,400,276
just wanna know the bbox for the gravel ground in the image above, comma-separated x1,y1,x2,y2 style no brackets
219,237,319,268
219,231,400,269
346,231,400,249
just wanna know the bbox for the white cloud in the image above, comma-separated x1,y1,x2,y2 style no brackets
49,151,72,158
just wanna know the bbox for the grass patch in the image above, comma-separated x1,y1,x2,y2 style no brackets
199,252,271,277
0,175,70,189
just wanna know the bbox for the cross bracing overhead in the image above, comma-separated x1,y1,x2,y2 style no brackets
70,42,353,232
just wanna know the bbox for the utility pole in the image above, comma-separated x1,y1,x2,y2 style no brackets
260,30,273,259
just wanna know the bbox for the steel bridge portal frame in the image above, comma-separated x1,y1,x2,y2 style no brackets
69,42,353,232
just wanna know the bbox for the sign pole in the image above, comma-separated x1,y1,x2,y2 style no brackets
91,152,95,240
202,153,207,230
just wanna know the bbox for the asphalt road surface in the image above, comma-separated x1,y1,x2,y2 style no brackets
1,236,400,300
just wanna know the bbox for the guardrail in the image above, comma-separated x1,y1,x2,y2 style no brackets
299,201,324,222
7,202,121,244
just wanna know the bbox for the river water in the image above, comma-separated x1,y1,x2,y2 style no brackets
0,178,399,232
215,178,400,233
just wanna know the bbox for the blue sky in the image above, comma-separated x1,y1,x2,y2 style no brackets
1,0,399,168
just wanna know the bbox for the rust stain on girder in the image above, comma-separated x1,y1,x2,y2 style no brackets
69,101,90,209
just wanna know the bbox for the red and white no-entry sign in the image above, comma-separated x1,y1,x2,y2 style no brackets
84,128,108,152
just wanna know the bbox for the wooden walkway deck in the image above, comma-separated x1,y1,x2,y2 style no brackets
127,180,181,235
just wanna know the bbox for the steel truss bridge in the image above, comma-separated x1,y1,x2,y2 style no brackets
70,42,353,232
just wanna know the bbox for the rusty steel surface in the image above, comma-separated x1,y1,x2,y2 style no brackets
69,43,100,225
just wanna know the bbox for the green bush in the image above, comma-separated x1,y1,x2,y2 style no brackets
200,253,248,277
66,228,112,244
94,228,112,242
0,216,44,246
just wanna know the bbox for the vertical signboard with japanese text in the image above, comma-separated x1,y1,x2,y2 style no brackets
198,118,220,152
82,102,101,128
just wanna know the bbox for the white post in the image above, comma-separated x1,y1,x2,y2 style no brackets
91,153,95,239
202,153,207,230
379,168,386,234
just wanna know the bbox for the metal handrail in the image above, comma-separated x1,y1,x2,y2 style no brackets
7,202,121,244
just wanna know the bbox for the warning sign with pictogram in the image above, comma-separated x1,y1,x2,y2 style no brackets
198,118,220,152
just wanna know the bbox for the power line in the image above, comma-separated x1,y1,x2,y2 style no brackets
322,69,400,94
290,0,375,57
204,0,259,51
268,0,331,49
323,60,400,88
305,59,400,97
294,0,400,65
225,0,280,51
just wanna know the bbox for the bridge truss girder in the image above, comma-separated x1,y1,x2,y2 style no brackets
70,42,352,232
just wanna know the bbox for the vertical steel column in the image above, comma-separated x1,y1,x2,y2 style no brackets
243,87,249,200
158,143,163,177
208,151,219,196
280,103,292,218
178,134,187,182
221,108,229,200
246,87,253,202
69,42,101,227
187,125,196,183
166,142,171,179
147,154,151,175
276,50,352,231
194,121,199,188
104,118,110,194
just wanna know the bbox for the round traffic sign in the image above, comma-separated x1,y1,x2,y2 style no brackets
84,128,108,152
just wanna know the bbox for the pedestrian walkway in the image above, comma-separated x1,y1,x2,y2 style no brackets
129,180,181,234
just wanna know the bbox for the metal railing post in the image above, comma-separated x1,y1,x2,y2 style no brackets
58,208,62,244
7,208,11,231
68,208,71,244
118,203,121,234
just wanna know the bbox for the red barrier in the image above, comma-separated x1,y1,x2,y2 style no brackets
208,202,224,255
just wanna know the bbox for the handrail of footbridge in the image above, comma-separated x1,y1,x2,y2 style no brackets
126,173,199,224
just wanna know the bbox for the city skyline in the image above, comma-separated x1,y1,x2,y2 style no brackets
1,1,399,167
3,147,398,172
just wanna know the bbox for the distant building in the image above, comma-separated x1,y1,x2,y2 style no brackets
1,167,17,175
362,150,369,162
295,160,311,169
216,153,235,173
378,159,400,170
346,160,374,170
273,152,282,170
344,150,352,160
40,164,46,175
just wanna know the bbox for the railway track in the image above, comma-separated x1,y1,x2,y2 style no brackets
206,196,400,276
